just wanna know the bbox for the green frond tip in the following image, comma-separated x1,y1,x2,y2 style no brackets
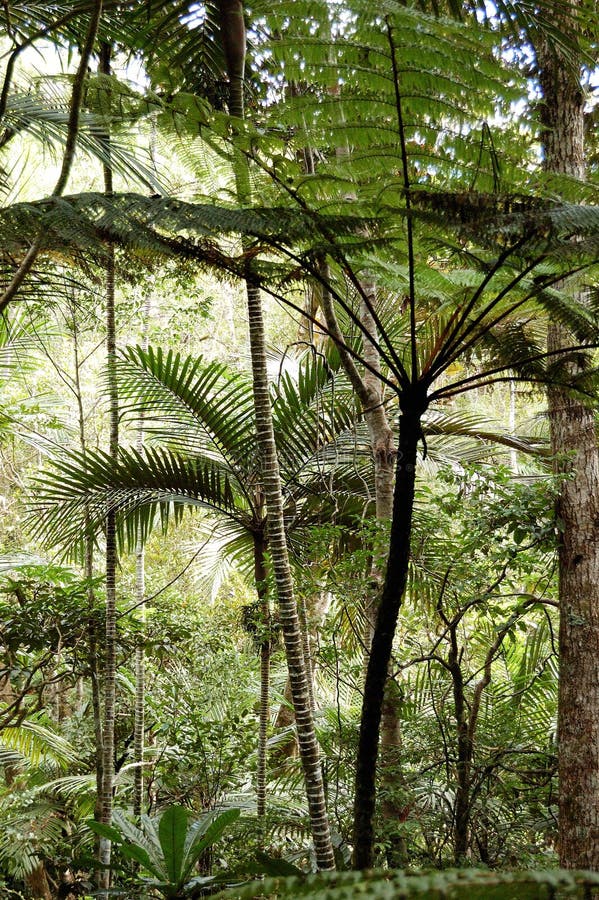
212,867,599,899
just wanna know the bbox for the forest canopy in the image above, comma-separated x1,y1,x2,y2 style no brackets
0,1,598,898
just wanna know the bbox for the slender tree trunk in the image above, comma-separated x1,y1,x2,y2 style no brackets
133,294,151,820
244,280,335,869
536,7,599,869
319,264,410,866
98,41,118,886
298,594,316,712
449,643,471,862
253,531,270,823
360,287,408,867
274,590,331,759
218,0,335,870
352,403,423,868
132,538,145,819
70,299,105,855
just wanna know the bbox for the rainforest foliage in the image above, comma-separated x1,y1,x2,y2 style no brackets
0,0,598,898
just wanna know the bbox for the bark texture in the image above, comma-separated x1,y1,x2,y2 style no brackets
537,6,599,868
360,289,407,866
245,282,335,869
219,0,335,869
99,41,118,886
253,531,270,821
133,537,145,819
352,402,423,868
550,373,599,867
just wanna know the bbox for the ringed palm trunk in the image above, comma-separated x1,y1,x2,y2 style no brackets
536,6,599,869
98,41,118,885
71,299,105,834
253,530,270,823
133,294,151,819
133,534,145,819
218,0,335,870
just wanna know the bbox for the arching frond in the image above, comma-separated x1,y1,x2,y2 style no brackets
116,345,258,471
33,444,250,556
0,717,78,770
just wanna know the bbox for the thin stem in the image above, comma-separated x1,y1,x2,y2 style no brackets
0,0,103,314
386,17,417,383
428,235,533,377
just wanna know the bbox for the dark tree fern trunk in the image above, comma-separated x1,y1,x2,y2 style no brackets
353,401,424,869
218,0,335,870
537,4,599,869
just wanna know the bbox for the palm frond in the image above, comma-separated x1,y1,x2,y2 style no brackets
0,717,78,770
116,345,258,471
32,444,248,555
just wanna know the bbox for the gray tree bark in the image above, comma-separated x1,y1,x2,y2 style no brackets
536,3,599,868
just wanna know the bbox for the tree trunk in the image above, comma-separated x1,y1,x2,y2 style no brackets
133,536,145,820
536,7,599,869
25,862,52,900
360,288,408,867
352,403,423,869
133,293,151,820
449,642,471,862
550,374,599,867
99,40,118,887
253,531,270,822
245,281,335,869
274,590,331,760
218,0,335,870
70,227,105,869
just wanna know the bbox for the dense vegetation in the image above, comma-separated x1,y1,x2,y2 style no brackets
0,0,598,897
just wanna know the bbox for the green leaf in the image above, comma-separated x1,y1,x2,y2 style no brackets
158,805,188,884
117,842,158,875
185,809,240,876
87,821,124,845
251,852,305,877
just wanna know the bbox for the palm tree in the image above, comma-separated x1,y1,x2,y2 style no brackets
214,2,599,866
33,343,362,849
218,0,336,869
97,39,119,888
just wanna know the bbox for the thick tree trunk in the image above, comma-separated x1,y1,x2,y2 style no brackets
550,374,599,867
352,403,423,869
537,8,599,869
219,0,335,870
